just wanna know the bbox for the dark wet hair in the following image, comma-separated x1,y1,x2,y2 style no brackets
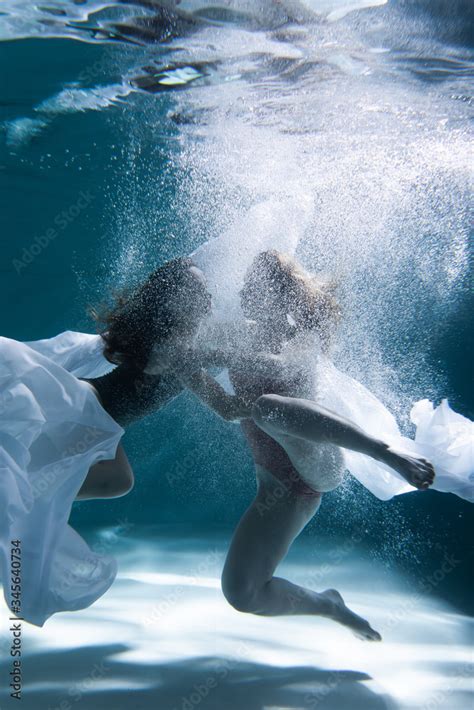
242,249,341,349
90,257,210,371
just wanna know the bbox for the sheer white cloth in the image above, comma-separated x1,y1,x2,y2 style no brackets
0,331,123,626
314,357,474,502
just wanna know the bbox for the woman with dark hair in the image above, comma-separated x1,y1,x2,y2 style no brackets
76,257,212,499
76,256,250,499
0,256,232,626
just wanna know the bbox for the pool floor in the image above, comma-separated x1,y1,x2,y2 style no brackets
0,528,472,710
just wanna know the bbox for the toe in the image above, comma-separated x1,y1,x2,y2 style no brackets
358,627,382,641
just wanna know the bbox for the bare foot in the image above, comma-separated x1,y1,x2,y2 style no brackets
320,588,382,641
384,448,435,490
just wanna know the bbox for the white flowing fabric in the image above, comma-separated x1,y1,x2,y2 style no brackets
316,357,474,502
0,331,123,627
25,329,117,379
1,324,472,629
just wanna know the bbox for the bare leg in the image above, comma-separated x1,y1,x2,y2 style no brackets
252,394,435,490
75,443,134,500
221,467,381,641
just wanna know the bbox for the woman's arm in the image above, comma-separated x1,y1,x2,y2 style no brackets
143,341,250,420
76,443,134,500
177,367,251,421
180,346,288,380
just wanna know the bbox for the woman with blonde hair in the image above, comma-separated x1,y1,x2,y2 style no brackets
153,249,471,641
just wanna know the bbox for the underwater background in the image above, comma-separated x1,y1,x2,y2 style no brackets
0,0,473,631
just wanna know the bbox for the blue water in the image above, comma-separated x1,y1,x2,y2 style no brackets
0,2,473,706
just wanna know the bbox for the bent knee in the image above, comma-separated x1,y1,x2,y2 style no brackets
251,394,287,426
221,571,261,614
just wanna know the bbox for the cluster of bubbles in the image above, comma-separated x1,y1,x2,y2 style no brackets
99,1,471,541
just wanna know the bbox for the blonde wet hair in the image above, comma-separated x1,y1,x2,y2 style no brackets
242,249,341,348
